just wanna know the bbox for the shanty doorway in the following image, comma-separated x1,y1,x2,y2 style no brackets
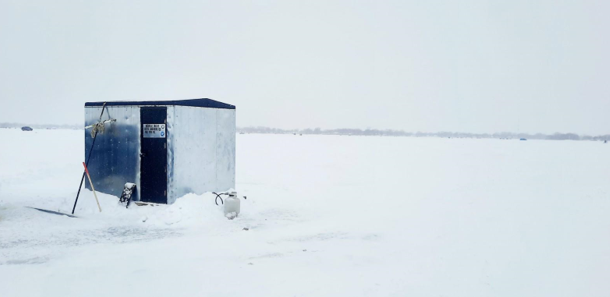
140,107,168,203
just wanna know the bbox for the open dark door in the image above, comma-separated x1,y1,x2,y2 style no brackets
140,107,167,203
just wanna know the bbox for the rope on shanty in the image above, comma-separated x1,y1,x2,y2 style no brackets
91,121,105,138
87,118,117,137
85,102,116,137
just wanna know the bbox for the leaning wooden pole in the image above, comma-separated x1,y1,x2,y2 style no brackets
72,102,106,214
82,162,102,212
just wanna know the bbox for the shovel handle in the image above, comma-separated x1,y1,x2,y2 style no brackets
82,162,102,212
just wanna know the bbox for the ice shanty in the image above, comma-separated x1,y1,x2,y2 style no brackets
84,98,236,204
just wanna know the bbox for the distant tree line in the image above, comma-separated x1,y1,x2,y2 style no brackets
2,122,608,141
0,122,80,130
238,126,610,141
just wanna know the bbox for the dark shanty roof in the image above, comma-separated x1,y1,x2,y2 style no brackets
85,98,235,109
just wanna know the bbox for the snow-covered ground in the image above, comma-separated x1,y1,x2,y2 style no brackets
1,129,609,296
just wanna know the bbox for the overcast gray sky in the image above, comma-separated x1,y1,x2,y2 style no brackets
1,0,608,134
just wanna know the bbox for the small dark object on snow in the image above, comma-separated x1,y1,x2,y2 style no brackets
520,138,527,141
243,227,249,231
119,183,137,208
21,126,33,131
605,140,607,144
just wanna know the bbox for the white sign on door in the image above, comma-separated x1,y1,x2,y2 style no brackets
143,124,166,138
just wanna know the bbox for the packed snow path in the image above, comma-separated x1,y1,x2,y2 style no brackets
1,129,609,296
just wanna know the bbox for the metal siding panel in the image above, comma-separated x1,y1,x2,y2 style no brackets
84,106,140,200
216,109,236,190
171,106,217,198
166,106,177,204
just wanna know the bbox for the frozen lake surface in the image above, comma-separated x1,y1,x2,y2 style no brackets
1,129,609,296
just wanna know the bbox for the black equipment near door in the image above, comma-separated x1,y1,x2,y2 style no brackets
140,107,167,203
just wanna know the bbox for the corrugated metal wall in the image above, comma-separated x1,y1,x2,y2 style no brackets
85,104,235,204
167,106,236,203
84,106,141,200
